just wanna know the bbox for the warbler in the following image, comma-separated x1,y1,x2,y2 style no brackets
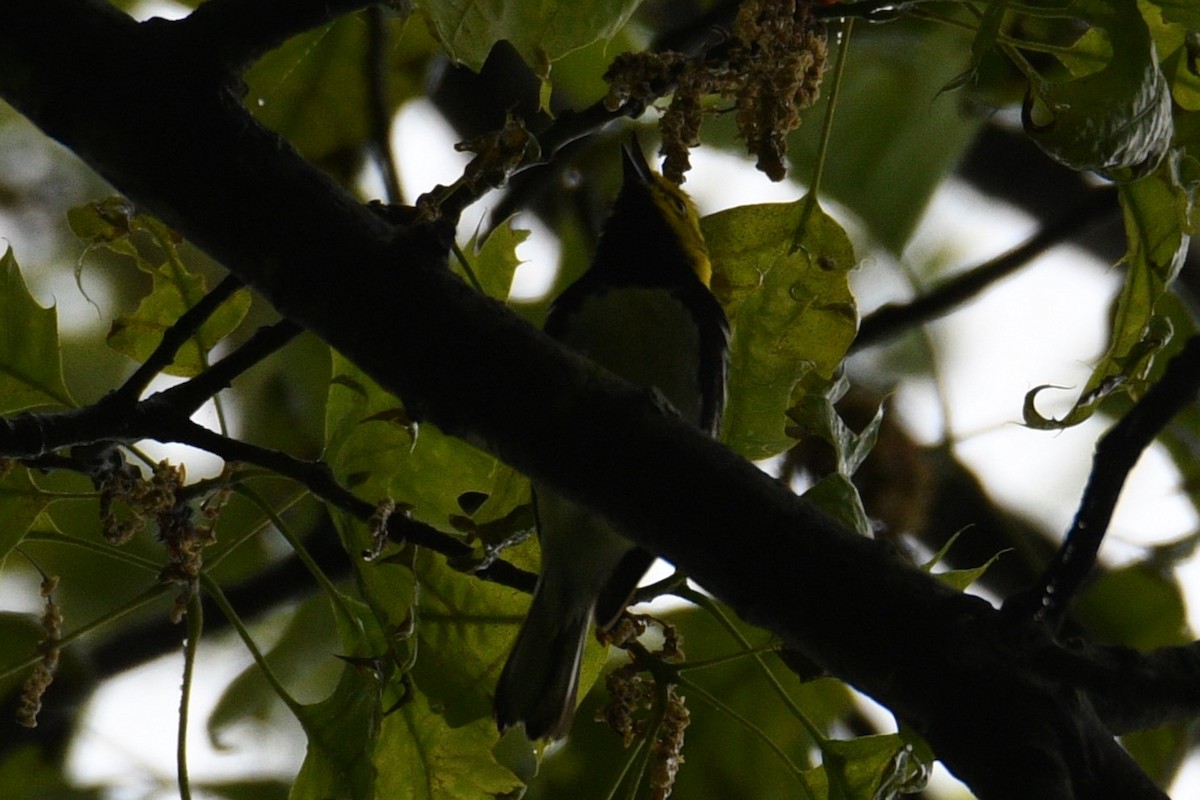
493,141,730,740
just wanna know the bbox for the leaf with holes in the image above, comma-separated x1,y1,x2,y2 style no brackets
705,198,858,460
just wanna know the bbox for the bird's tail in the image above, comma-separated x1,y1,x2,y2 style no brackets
494,586,592,741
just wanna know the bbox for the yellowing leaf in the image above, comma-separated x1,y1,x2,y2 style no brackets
704,199,858,460
107,262,251,377
0,248,73,412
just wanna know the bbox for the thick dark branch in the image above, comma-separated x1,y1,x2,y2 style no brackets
0,2,1184,796
1041,639,1200,734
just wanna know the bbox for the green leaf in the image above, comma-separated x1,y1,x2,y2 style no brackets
1056,26,1113,79
1024,154,1193,429
406,549,598,728
805,735,929,800
0,613,43,700
70,199,252,377
374,691,521,800
943,0,1010,92
0,468,58,568
803,473,872,539
527,606,857,799
323,353,541,728
1147,0,1200,28
705,199,858,460
1023,0,1173,180
67,197,141,262
209,596,345,747
931,553,1004,594
460,217,529,301
415,0,640,78
783,19,984,253
787,379,883,478
290,662,384,800
325,353,507,531
1139,0,1200,112
107,261,251,377
0,746,103,800
0,248,73,412
246,14,436,180
1074,563,1190,648
193,780,290,800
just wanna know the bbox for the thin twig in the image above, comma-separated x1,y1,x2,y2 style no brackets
1006,335,1200,629
854,188,1116,351
113,274,245,406
157,319,302,416
151,415,537,592
177,591,202,800
365,6,403,204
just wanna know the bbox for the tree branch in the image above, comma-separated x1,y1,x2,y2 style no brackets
854,188,1118,351
1007,336,1200,629
158,319,302,416
113,274,246,406
0,2,1189,796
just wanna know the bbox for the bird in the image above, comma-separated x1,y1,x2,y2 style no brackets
493,140,730,740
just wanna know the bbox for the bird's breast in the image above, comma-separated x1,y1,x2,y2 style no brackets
554,286,704,425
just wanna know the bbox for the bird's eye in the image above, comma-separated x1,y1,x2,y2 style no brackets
670,194,687,215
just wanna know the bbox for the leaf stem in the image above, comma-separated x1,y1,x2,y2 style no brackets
801,16,854,228
177,590,202,800
678,674,815,797
233,483,358,625
0,584,171,682
675,585,827,744
200,572,303,715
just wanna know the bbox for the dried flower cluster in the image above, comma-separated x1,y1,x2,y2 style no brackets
649,684,690,800
599,659,655,746
596,615,691,798
99,459,183,545
731,0,829,180
604,0,828,183
155,463,228,624
99,459,226,623
16,575,62,728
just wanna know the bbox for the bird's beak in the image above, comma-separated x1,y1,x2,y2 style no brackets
621,135,654,185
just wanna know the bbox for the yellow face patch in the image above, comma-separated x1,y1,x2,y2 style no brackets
646,176,712,288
